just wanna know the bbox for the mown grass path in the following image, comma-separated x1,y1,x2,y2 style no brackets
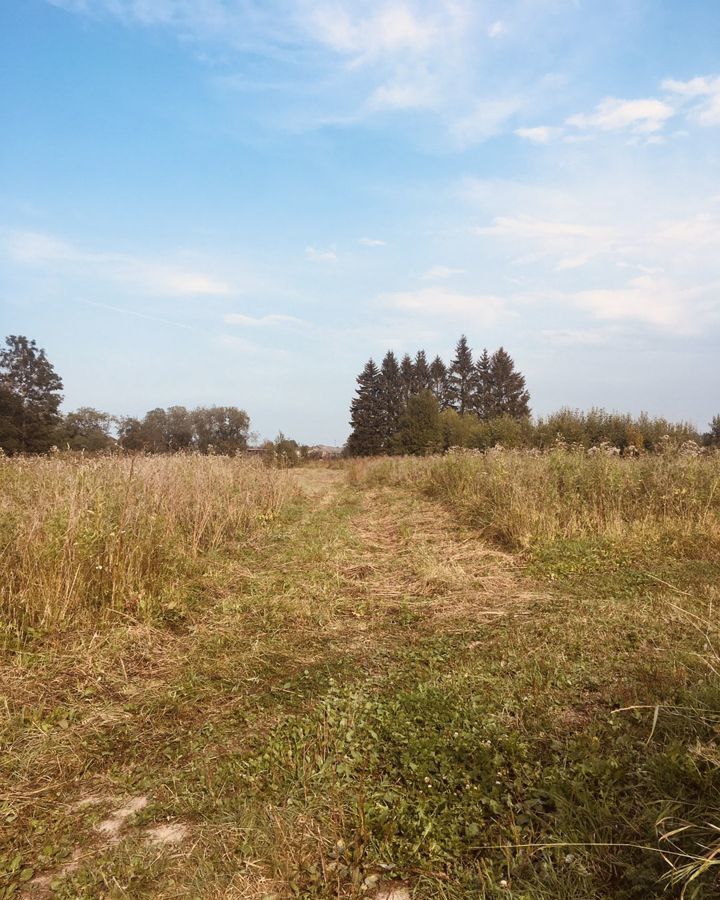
2,466,718,898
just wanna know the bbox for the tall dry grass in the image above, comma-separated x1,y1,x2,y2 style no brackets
0,452,296,633
366,448,720,553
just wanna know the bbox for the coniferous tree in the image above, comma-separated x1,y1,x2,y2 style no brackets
474,348,493,419
487,347,530,418
429,355,449,408
400,354,414,404
378,351,404,451
347,359,383,456
412,350,431,394
447,335,478,415
0,335,64,452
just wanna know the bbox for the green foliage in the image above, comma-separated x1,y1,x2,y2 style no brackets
0,335,64,453
118,405,250,454
347,359,384,456
448,334,478,415
61,407,116,451
395,390,443,455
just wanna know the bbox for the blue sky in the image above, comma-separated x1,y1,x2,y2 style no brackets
2,0,719,443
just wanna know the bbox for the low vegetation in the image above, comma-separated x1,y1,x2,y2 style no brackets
0,452,295,636
1,450,718,898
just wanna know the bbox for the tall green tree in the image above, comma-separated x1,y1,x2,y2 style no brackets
347,359,383,456
400,353,415,404
396,390,443,455
429,355,449,408
447,335,477,415
412,350,431,393
378,351,404,451
474,348,493,419
487,347,530,418
0,335,64,452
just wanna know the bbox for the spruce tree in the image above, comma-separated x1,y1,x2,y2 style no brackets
0,335,64,452
474,348,492,419
487,347,530,418
347,359,384,456
378,351,404,451
400,354,414,404
429,355,449,407
447,335,478,415
412,350,431,393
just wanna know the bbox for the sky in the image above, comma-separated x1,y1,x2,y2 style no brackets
1,0,720,444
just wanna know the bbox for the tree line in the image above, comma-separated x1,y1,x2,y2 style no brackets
347,336,531,455
0,335,251,454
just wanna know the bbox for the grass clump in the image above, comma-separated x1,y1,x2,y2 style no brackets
0,452,295,634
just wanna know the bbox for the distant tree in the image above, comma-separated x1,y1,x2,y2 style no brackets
447,335,477,415
705,414,720,447
137,407,169,452
486,347,530,418
429,355,449,408
165,405,194,451
474,348,493,419
192,406,250,454
412,350,431,394
347,359,383,456
378,351,404,451
269,431,302,465
117,416,145,451
396,390,443,455
0,335,64,452
400,353,415,404
0,384,24,453
63,407,116,451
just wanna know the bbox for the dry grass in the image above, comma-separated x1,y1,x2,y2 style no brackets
0,452,296,633
362,448,720,553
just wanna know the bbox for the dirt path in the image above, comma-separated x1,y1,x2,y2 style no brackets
5,466,540,899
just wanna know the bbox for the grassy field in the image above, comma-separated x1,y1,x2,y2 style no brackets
1,451,719,898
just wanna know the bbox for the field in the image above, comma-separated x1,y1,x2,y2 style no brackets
1,450,719,899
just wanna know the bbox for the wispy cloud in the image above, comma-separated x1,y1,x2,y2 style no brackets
305,245,338,263
377,285,507,325
358,237,387,247
422,265,465,280
223,313,304,326
567,97,674,134
515,125,560,143
3,229,232,296
663,74,720,125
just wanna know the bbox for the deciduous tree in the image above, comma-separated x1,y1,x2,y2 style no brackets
0,335,64,452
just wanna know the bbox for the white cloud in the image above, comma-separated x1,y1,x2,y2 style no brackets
571,276,692,329
305,2,437,59
3,229,231,296
359,237,387,246
567,97,675,134
487,20,506,38
540,328,611,347
377,285,506,324
515,125,560,143
476,215,614,242
305,245,338,263
451,97,523,147
365,78,437,111
223,313,304,326
422,265,465,280
663,74,720,126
